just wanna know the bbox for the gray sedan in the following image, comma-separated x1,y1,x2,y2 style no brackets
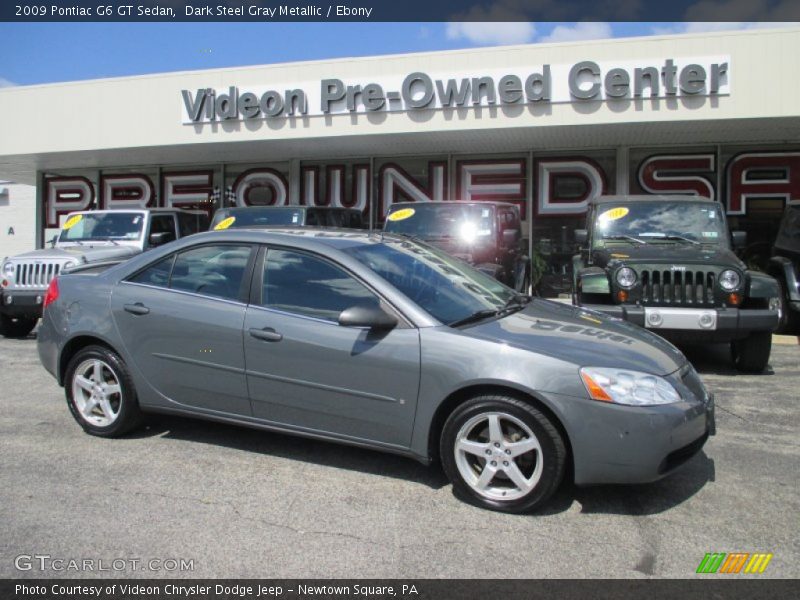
37,229,715,513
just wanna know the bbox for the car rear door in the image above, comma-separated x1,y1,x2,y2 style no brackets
111,243,255,416
243,246,421,448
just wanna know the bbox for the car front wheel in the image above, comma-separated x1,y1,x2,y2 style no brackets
731,331,772,373
440,395,566,513
0,314,37,338
65,345,143,437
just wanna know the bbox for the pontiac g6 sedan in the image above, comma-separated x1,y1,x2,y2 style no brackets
38,229,715,513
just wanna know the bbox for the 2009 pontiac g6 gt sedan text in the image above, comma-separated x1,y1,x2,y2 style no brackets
37,229,715,512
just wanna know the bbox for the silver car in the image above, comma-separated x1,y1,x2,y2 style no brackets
37,229,715,513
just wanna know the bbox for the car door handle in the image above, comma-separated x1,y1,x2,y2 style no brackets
249,327,283,342
123,303,150,316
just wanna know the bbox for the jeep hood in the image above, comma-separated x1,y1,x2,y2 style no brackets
10,245,139,263
592,244,744,269
464,299,686,376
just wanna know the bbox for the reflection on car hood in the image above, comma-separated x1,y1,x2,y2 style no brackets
463,299,686,376
593,244,743,269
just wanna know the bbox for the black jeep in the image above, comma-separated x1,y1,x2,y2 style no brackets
572,195,781,372
768,200,800,334
383,201,530,292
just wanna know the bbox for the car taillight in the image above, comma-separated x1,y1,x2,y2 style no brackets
43,277,59,310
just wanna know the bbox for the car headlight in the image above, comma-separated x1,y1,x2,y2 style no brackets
580,366,682,406
63,260,76,270
3,261,14,277
616,267,637,288
719,269,741,291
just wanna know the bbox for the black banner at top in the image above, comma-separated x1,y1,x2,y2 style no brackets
3,0,800,22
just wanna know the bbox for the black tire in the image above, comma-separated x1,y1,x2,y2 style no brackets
776,277,800,335
64,345,143,437
731,331,772,373
440,394,566,513
0,314,37,338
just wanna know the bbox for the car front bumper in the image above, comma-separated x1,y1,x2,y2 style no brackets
581,304,779,342
0,289,45,318
544,385,715,486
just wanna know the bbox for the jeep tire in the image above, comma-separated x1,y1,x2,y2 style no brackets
731,331,772,373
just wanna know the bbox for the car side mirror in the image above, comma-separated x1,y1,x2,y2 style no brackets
731,230,747,249
149,231,175,247
338,304,398,330
575,229,588,245
501,229,519,247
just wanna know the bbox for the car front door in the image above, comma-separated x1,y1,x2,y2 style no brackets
111,243,255,416
243,247,421,448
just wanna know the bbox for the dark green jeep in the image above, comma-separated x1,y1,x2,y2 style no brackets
572,195,781,372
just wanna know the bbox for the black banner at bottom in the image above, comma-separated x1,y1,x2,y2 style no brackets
2,579,799,600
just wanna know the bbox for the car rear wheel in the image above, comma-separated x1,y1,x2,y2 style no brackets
731,331,772,373
65,345,143,437
440,395,566,513
0,314,37,338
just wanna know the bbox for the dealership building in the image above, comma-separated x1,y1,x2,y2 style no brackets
0,27,798,293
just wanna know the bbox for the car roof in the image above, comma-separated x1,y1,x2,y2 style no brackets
591,195,714,204
389,200,516,209
217,206,359,212
186,227,396,251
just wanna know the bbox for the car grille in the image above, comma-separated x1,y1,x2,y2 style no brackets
639,269,717,307
12,262,62,288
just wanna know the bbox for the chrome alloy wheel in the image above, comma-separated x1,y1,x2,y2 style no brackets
454,411,544,501
71,358,123,427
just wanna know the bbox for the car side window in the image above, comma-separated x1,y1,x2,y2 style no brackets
169,245,252,301
129,255,175,287
150,215,176,236
263,249,378,322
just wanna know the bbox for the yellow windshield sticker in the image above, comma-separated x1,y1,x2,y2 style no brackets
214,216,236,230
387,208,416,222
62,214,83,230
599,207,629,222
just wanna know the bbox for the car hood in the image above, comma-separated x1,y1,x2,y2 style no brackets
463,299,687,376
10,245,140,263
592,244,744,269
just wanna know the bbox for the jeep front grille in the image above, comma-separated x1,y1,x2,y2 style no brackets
639,269,716,306
13,262,62,288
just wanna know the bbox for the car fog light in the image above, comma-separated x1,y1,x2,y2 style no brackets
698,312,715,329
647,311,663,327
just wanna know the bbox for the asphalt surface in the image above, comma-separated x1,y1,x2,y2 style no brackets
1,333,798,579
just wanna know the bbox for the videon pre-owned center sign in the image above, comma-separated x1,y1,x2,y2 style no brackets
181,56,731,123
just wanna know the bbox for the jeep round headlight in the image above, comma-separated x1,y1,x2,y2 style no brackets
63,260,76,270
2,261,14,276
719,269,741,291
616,267,637,288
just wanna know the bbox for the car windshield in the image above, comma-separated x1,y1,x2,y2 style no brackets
211,208,305,228
384,204,495,242
593,201,727,247
343,238,518,325
58,212,144,242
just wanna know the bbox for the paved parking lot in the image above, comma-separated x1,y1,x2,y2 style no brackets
1,333,798,579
